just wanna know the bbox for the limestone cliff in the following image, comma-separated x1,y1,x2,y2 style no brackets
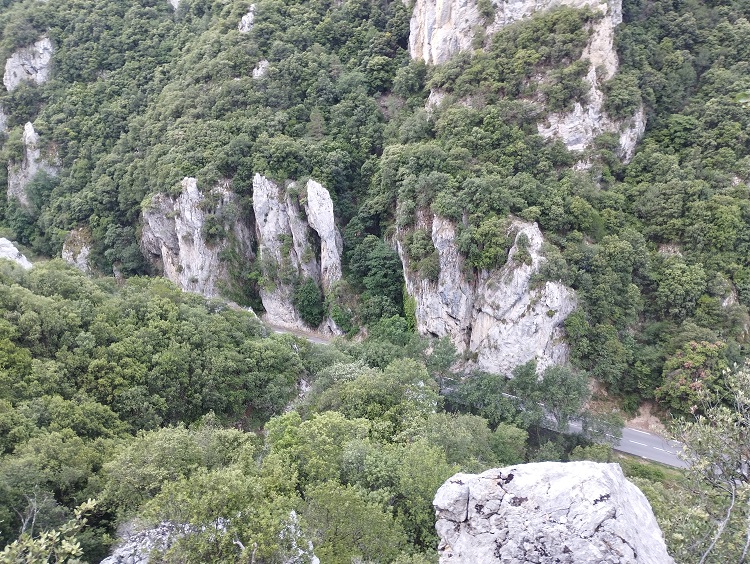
409,0,644,159
399,216,575,375
0,238,32,270
252,174,343,332
434,462,673,563
3,37,53,92
61,227,93,274
304,179,343,293
239,4,256,33
7,122,59,207
141,177,255,298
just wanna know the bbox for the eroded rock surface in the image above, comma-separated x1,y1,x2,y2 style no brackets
399,216,575,374
239,4,256,33
141,177,254,298
304,179,343,293
7,122,58,207
3,37,53,92
409,0,644,158
253,59,269,79
252,174,343,332
434,462,673,563
0,238,32,270
61,227,93,274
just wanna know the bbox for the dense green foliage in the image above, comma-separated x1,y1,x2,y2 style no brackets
2,0,750,559
1,0,749,413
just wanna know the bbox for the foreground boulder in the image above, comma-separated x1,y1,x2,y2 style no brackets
434,461,673,563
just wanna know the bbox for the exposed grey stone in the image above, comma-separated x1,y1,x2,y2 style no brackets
409,0,644,158
399,215,576,375
434,462,674,563
252,59,269,79
252,174,343,334
3,37,53,92
7,122,59,207
61,227,93,274
141,177,255,298
239,4,256,33
0,238,32,269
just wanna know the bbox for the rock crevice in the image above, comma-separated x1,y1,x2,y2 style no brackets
141,177,255,298
252,174,343,332
399,215,576,375
3,37,53,92
434,462,674,563
7,122,59,207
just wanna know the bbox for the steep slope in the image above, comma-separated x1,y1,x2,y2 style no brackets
399,216,576,373
410,0,644,158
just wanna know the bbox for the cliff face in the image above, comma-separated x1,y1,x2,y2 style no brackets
7,122,58,207
141,177,255,298
0,238,32,270
434,462,674,563
409,0,644,160
399,216,576,375
252,174,343,332
3,37,53,92
61,227,93,274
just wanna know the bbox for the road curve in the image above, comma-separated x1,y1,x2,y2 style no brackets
265,321,687,468
568,420,686,468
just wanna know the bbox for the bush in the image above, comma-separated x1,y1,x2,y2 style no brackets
294,278,325,327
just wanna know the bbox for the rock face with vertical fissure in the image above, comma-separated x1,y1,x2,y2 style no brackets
141,177,255,298
399,215,576,375
252,174,343,332
7,122,59,207
434,462,674,563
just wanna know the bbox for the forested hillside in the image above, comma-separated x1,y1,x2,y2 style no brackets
1,0,750,560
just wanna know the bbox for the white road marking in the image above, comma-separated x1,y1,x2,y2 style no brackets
630,429,652,436
629,440,648,446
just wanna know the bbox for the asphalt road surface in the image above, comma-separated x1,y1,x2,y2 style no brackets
569,420,687,468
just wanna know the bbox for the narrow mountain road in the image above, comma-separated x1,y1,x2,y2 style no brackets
568,420,686,468
264,321,687,468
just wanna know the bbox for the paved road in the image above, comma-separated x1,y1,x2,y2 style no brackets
265,321,688,468
568,420,686,468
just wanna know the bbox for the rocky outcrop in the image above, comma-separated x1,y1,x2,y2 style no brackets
0,238,32,269
253,59,269,79
100,521,188,564
399,216,575,375
252,174,343,332
141,177,255,298
167,0,180,10
7,122,58,207
434,462,673,563
61,227,93,274
304,180,343,293
239,4,256,33
0,106,7,133
536,0,644,161
409,0,644,159
3,37,53,92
